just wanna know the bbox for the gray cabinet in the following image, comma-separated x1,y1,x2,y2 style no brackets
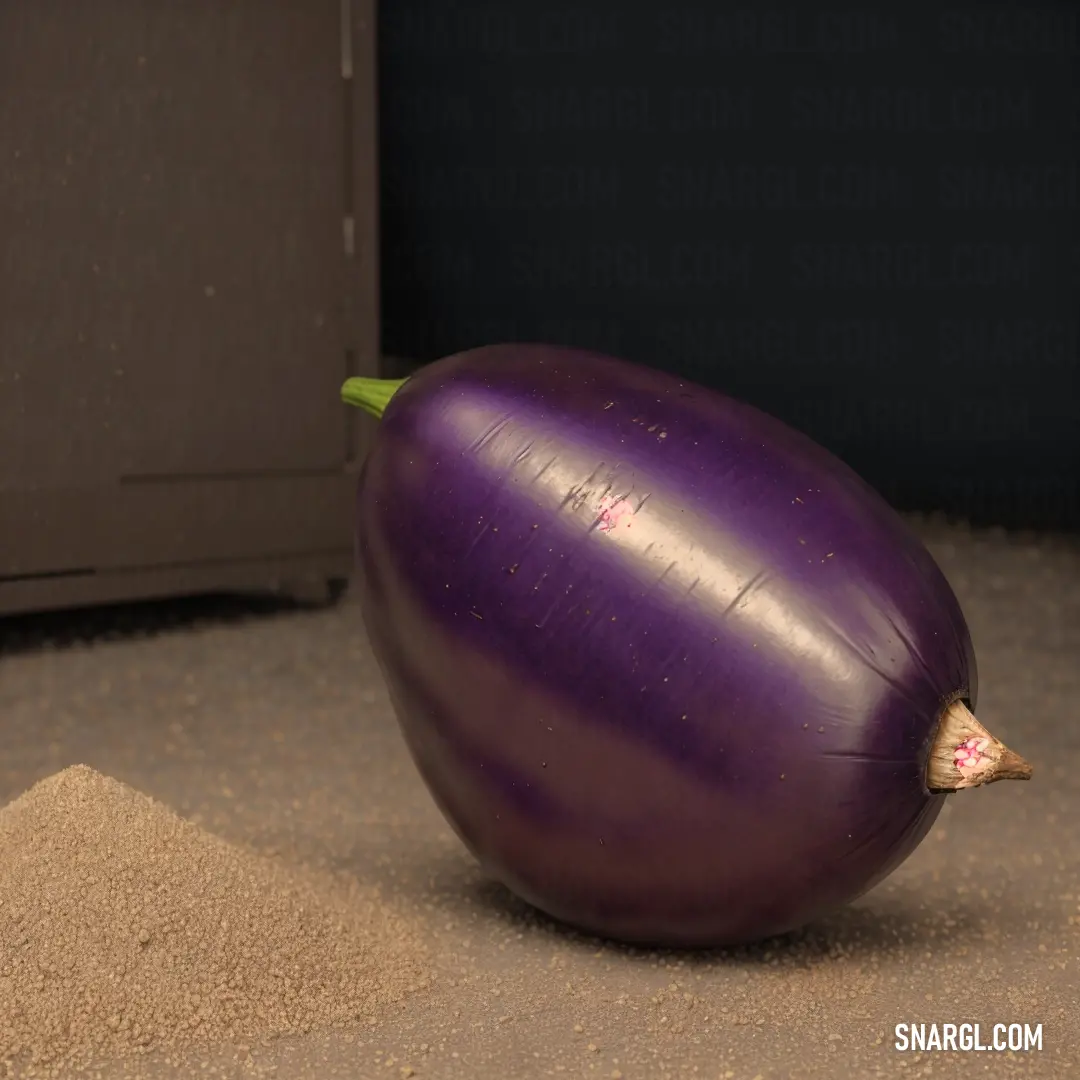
0,0,379,614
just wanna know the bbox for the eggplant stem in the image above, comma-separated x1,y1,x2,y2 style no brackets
926,700,1033,793
341,376,409,420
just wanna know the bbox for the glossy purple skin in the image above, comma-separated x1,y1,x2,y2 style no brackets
355,344,976,947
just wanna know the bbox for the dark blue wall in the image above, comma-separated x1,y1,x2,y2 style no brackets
377,1,1080,529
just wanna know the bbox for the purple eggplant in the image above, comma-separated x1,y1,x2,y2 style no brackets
341,344,1031,947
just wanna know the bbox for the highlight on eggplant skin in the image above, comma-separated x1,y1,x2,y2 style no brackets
341,344,1032,948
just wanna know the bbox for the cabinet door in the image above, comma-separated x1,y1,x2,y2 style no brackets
0,0,346,488
0,0,356,578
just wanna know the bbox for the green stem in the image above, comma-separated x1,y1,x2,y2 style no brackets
340,376,410,420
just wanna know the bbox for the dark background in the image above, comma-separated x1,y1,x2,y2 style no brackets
377,0,1080,531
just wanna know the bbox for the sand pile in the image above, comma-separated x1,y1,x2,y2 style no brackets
0,766,431,1076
